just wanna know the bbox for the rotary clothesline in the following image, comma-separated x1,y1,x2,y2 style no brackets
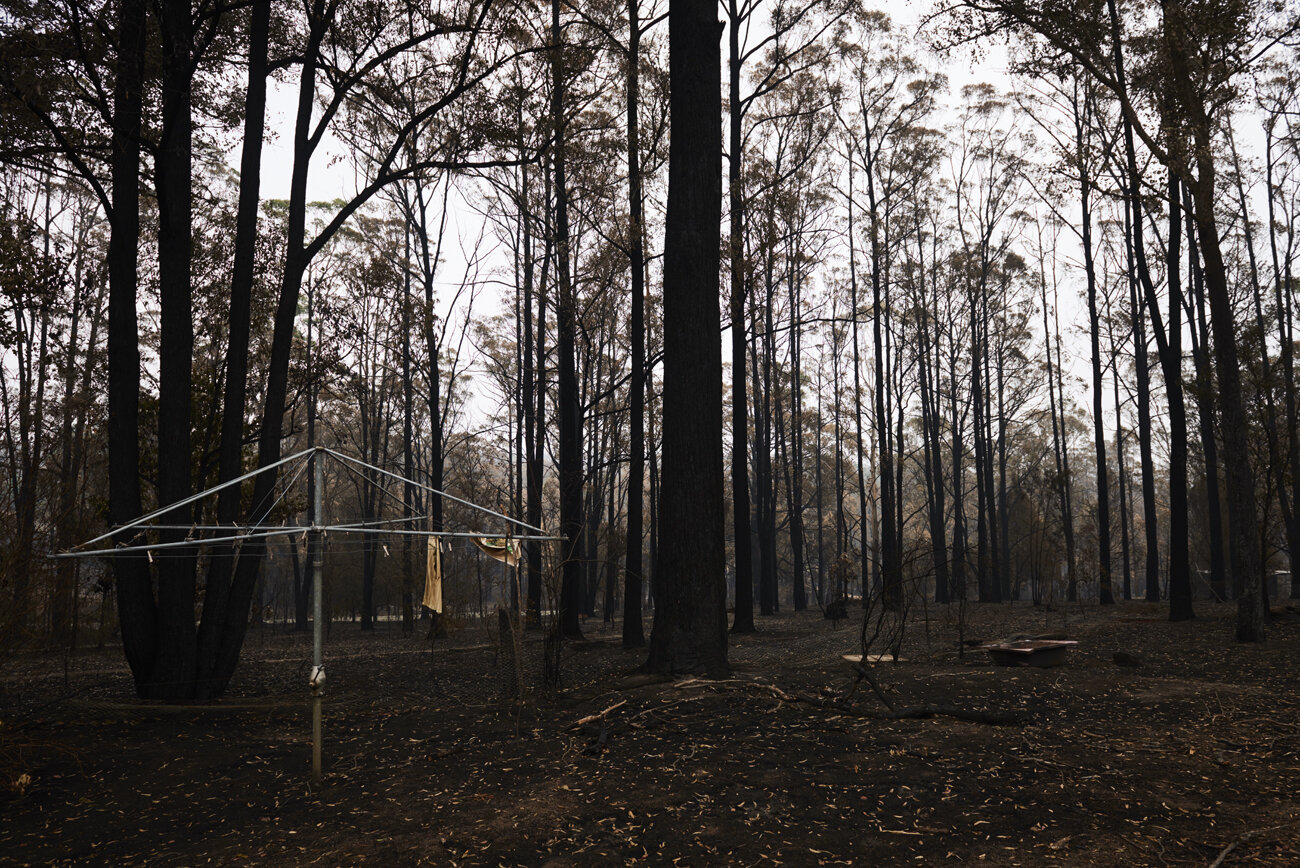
48,445,553,789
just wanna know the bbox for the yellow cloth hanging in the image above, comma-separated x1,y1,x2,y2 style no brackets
423,537,442,613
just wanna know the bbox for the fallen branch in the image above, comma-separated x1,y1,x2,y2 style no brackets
569,699,627,730
629,697,699,724
867,705,1026,726
748,680,1025,726
673,677,754,690
756,683,799,703
1210,824,1289,868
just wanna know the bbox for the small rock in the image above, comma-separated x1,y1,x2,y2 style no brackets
1112,651,1142,668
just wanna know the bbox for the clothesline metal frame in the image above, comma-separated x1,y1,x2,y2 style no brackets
51,446,563,559
50,527,561,559
51,446,562,789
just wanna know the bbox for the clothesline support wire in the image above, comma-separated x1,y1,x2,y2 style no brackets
322,447,549,536
316,528,564,542
331,453,413,514
322,514,433,531
257,448,313,529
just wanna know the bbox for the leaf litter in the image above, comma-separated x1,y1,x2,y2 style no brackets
1,601,1299,865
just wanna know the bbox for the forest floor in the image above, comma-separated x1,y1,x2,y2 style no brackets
2,598,1300,866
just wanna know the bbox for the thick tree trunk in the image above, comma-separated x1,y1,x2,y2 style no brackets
1234,136,1292,610
527,163,550,626
1131,256,1159,603
199,0,272,666
1264,123,1300,600
645,0,727,677
1077,86,1113,606
864,152,900,610
623,0,647,647
1187,239,1226,600
198,0,330,700
150,0,198,698
108,0,153,693
1189,170,1265,638
727,0,755,635
529,226,547,623
1164,175,1192,621
1109,3,1175,607
1126,159,1189,613
1158,0,1264,638
522,162,540,625
552,0,584,639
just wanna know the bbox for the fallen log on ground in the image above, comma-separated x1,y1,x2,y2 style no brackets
755,676,1027,726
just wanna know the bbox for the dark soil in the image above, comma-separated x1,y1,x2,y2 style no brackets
3,600,1300,866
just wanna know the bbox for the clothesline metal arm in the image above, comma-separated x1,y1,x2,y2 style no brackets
49,525,563,559
71,448,314,552
48,527,303,559
128,514,434,535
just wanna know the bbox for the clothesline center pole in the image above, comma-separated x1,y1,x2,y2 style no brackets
310,448,325,788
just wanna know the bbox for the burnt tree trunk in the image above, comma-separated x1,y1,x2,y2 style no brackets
645,0,727,677
552,0,584,639
727,0,755,634
623,0,648,647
